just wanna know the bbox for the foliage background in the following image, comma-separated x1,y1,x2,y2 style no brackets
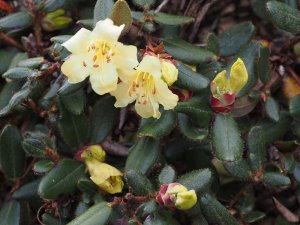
0,0,300,224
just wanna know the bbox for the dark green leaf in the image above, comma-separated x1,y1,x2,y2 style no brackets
158,165,176,184
266,97,280,122
136,200,158,218
3,67,37,80
0,125,25,179
38,159,86,199
138,110,176,138
94,0,114,25
224,160,252,179
61,89,86,115
42,213,66,225
58,79,88,96
110,0,132,34
178,113,208,141
153,13,194,26
248,126,267,171
51,35,72,44
200,193,239,225
212,114,243,161
176,62,210,92
251,0,269,20
44,0,65,12
206,33,219,55
125,137,159,174
244,211,266,223
125,170,154,195
67,202,112,225
144,211,180,225
262,172,291,186
163,38,216,64
132,0,156,8
178,168,213,193
33,160,55,173
77,178,99,196
0,200,20,225
0,81,23,110
266,1,300,33
17,57,44,69
13,178,41,200
89,96,118,144
0,11,32,30
218,22,255,56
257,46,271,84
290,94,300,120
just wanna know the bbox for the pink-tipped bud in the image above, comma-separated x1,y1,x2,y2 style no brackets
211,93,236,113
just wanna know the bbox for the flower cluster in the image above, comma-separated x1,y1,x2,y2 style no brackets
156,183,197,210
79,145,124,194
61,18,178,119
210,58,248,113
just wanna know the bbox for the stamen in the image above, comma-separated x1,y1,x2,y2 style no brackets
82,61,87,67
93,55,97,62
93,64,99,68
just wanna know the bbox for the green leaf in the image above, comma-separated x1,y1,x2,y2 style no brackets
137,110,176,138
125,170,154,195
0,200,20,225
42,213,66,225
175,96,211,127
0,125,25,179
158,165,176,184
60,89,86,115
262,172,291,186
77,178,98,196
251,0,269,20
244,211,266,223
38,159,86,199
67,202,112,225
218,22,255,57
58,79,88,96
248,126,267,171
200,193,239,225
132,0,156,8
235,42,260,97
110,0,132,34
176,62,210,92
33,160,55,173
58,101,89,149
51,35,72,44
153,12,194,26
89,96,118,144
3,67,37,80
266,1,300,33
0,11,32,30
94,0,114,25
178,168,213,193
290,94,300,120
136,200,158,218
163,38,216,65
257,46,271,84
77,19,94,30
0,81,23,111
144,211,180,225
0,49,18,74
178,113,208,141
44,0,65,12
223,160,252,179
212,114,243,161
13,178,41,200
17,57,44,69
206,33,220,55
125,137,160,174
266,97,280,122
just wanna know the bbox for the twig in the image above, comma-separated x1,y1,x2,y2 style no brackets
0,32,25,51
154,0,170,13
101,140,129,157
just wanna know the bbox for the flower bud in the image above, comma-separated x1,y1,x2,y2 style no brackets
170,86,193,102
85,159,124,194
156,183,197,210
161,60,178,86
42,9,72,31
81,145,106,162
210,93,236,113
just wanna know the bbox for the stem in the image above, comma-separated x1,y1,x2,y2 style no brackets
0,32,26,51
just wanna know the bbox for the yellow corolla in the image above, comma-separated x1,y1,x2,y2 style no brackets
111,55,179,118
211,58,248,98
161,60,178,86
175,190,197,210
61,18,138,95
85,159,124,194
81,145,106,162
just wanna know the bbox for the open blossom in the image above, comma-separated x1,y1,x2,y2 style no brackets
210,58,248,113
61,18,138,95
156,183,197,210
111,55,179,118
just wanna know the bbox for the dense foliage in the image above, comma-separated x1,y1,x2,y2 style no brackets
0,0,300,224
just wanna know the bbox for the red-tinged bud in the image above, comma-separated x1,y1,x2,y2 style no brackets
171,86,193,102
211,93,236,113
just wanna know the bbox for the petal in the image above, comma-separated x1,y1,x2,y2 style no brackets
135,98,160,118
111,82,135,107
62,28,91,54
113,43,139,81
211,70,228,95
138,55,161,78
61,54,90,83
155,79,179,110
89,63,118,95
92,18,124,42
229,58,248,94
161,61,178,86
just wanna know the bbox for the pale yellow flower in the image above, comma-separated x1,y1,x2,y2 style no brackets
175,190,197,210
81,145,106,162
211,58,248,98
111,55,179,118
161,61,178,86
85,159,124,194
61,18,138,95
